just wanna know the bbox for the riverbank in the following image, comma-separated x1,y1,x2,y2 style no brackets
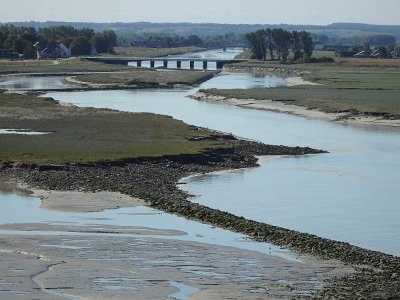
0,87,398,297
64,70,216,90
191,89,400,128
1,56,399,298
0,57,132,75
0,90,351,299
1,148,399,299
214,58,400,128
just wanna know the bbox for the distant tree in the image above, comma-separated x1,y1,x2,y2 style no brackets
311,33,329,44
93,30,117,53
246,28,314,63
367,34,396,46
246,30,267,60
3,34,18,50
70,36,92,56
272,28,291,62
300,31,314,62
291,31,302,61
265,29,274,60
13,36,29,53
21,27,37,44
79,28,95,41
23,45,36,59
186,35,203,46
93,34,108,53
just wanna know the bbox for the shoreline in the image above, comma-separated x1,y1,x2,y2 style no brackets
1,148,399,298
0,162,355,299
190,90,400,128
1,67,400,297
0,70,218,94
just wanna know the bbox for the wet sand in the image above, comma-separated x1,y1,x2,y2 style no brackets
32,189,145,213
0,185,354,299
0,228,352,300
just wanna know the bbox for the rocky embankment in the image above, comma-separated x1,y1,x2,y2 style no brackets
1,135,399,299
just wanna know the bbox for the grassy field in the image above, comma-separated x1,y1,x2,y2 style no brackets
0,58,134,75
0,47,205,75
74,70,215,86
201,88,400,115
112,46,206,57
0,92,224,164
214,58,400,117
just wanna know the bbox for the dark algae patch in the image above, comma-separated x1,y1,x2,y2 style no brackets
1,92,399,299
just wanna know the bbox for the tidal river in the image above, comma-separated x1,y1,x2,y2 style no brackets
2,48,400,257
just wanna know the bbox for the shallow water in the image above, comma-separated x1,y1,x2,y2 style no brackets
0,189,294,260
1,48,399,256
44,74,400,256
129,47,244,70
0,76,66,90
0,129,49,135
168,281,199,300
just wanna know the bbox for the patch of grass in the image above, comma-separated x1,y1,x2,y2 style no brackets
201,88,400,115
0,58,132,75
0,92,224,164
312,51,337,59
220,58,400,116
111,46,206,57
75,70,215,86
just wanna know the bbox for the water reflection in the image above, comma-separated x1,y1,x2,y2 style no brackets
0,188,295,260
1,48,399,256
44,77,400,256
0,76,66,90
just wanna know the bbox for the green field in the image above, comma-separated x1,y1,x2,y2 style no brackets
216,58,400,117
0,92,224,164
201,87,400,115
75,70,215,86
0,58,133,75
0,47,205,75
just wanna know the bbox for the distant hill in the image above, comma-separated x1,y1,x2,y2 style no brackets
2,21,399,41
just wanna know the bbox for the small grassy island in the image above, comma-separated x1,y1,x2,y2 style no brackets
71,69,215,89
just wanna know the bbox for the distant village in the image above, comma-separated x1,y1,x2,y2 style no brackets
0,25,116,60
1,23,399,61
314,44,400,59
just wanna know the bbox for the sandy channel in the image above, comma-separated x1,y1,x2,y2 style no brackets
0,184,354,299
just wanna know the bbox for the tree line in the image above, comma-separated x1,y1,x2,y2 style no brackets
123,32,246,49
0,24,117,59
246,29,313,62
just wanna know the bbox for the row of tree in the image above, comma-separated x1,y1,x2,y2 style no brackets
129,33,203,48
0,24,117,59
246,29,313,62
122,32,247,49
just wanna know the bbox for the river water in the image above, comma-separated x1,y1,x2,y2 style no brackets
1,48,399,256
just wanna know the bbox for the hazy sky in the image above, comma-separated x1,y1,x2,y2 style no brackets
1,0,399,25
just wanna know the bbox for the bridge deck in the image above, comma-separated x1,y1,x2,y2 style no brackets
82,56,247,63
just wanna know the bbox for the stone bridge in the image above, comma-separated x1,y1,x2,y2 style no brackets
82,56,247,70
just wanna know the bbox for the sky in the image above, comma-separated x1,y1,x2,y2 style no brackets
0,0,399,25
